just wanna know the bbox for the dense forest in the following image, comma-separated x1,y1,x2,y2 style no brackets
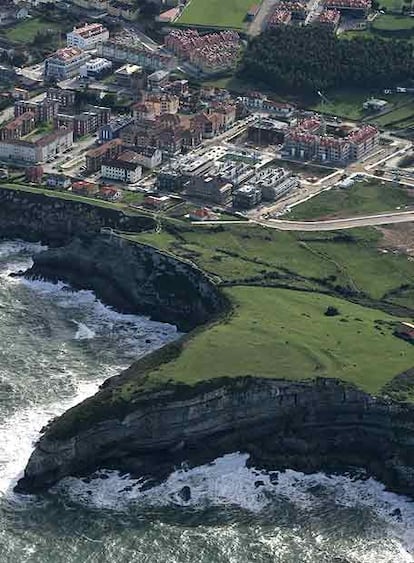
239,27,414,94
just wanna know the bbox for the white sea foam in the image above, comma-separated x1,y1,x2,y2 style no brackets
0,240,179,503
56,453,414,560
72,320,96,340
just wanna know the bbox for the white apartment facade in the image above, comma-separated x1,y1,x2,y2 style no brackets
101,160,142,183
67,23,109,50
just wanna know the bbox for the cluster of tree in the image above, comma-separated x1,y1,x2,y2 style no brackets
239,27,414,95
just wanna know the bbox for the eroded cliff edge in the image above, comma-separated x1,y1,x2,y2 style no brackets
16,373,414,496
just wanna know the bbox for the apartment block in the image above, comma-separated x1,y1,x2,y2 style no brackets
67,23,109,50
44,48,90,81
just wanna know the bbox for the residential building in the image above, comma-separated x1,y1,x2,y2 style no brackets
239,93,296,121
147,70,170,91
267,8,292,27
186,175,233,206
143,195,172,210
67,23,109,50
101,150,142,183
0,112,36,141
15,98,59,123
97,186,122,201
324,0,371,13
233,185,262,209
55,106,110,138
46,88,76,109
98,40,175,72
44,48,90,81
114,64,147,89
165,29,241,73
129,146,162,169
132,93,180,121
99,116,134,143
283,122,379,163
315,9,341,30
85,138,122,173
46,173,72,189
80,57,112,79
71,180,99,196
0,127,73,164
248,118,289,145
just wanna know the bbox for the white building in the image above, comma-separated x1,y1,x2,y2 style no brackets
0,128,73,164
44,47,90,80
80,57,112,78
101,151,142,183
67,23,109,50
132,146,162,169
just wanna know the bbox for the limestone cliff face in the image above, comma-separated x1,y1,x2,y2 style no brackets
24,235,226,331
0,187,153,244
16,377,414,496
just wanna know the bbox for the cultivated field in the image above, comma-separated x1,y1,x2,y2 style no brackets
177,0,258,30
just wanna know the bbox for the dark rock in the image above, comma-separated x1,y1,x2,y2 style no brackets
178,486,191,502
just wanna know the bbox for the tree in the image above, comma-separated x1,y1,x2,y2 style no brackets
325,306,340,317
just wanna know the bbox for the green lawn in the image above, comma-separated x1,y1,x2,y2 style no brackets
127,221,414,314
177,0,258,29
370,102,414,127
117,287,413,396
288,180,414,221
372,14,414,31
378,0,404,9
310,91,368,120
4,17,62,43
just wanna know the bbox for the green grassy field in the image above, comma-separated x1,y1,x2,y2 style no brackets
4,17,62,43
373,14,414,31
370,103,414,127
288,180,414,221
124,286,412,395
177,0,257,29
126,221,414,311
378,0,404,9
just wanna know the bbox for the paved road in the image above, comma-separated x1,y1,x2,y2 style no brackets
261,211,414,231
192,210,414,231
249,0,279,36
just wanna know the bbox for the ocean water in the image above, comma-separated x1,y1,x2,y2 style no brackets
0,240,413,563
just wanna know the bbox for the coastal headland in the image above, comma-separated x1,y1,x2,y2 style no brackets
2,185,412,497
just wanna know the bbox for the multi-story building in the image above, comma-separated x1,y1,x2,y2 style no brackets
98,40,175,72
283,122,379,163
233,185,262,209
132,93,180,121
186,175,233,206
99,116,134,143
129,146,162,169
324,0,371,14
44,47,90,81
67,23,109,50
80,57,112,79
114,64,147,90
239,93,296,121
0,112,36,141
85,138,122,173
165,29,241,74
315,9,341,30
46,88,76,108
0,127,73,164
15,98,59,123
101,150,142,183
55,106,110,138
